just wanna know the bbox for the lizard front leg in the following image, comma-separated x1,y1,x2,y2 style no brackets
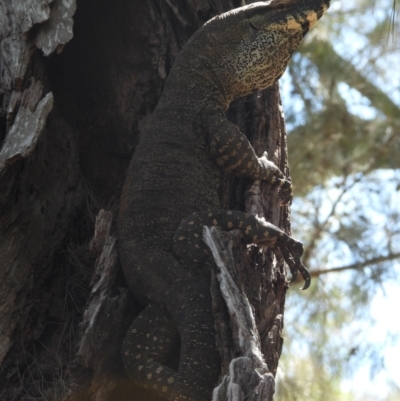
174,210,310,289
205,112,293,204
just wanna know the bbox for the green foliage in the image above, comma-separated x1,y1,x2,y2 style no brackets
277,0,400,398
277,353,400,401
283,0,400,191
276,357,356,401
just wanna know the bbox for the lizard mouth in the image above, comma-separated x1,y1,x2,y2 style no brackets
317,3,330,20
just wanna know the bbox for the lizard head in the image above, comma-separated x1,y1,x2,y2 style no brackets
198,0,330,105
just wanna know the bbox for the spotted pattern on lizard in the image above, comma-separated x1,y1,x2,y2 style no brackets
118,1,329,400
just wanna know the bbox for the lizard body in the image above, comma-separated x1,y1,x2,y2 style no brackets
118,1,329,400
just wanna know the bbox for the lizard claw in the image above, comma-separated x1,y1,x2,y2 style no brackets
294,258,311,290
301,275,311,291
290,269,298,283
279,239,311,290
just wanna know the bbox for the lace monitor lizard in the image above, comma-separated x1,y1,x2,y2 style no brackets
118,1,329,400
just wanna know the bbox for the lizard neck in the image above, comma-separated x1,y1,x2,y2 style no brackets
159,63,231,112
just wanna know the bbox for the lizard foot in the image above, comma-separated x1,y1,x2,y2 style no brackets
174,210,310,289
277,235,311,290
269,175,293,205
260,153,292,204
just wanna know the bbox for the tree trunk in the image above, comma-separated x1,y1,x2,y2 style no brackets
0,1,291,400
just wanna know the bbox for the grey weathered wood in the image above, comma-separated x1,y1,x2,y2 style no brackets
0,0,78,362
0,0,76,119
35,0,77,55
207,84,291,401
0,0,80,387
204,227,275,401
78,210,120,362
64,210,135,401
0,80,53,172
11,0,51,34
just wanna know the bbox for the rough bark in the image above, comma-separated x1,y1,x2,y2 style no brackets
0,0,290,400
205,226,275,401
211,86,291,401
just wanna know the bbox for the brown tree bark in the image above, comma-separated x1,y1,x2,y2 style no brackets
0,1,291,400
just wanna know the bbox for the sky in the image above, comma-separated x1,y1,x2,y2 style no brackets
279,0,400,394
342,281,400,398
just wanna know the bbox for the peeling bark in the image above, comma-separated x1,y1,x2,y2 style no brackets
35,0,76,56
11,0,51,35
63,210,136,401
205,227,275,401
207,86,290,401
0,80,53,172
0,0,81,393
0,1,291,400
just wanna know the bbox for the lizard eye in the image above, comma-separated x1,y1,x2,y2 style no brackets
276,2,286,10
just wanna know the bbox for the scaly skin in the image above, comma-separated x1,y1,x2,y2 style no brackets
118,1,329,400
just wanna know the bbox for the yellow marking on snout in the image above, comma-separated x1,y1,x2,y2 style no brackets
306,11,318,28
287,18,301,30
